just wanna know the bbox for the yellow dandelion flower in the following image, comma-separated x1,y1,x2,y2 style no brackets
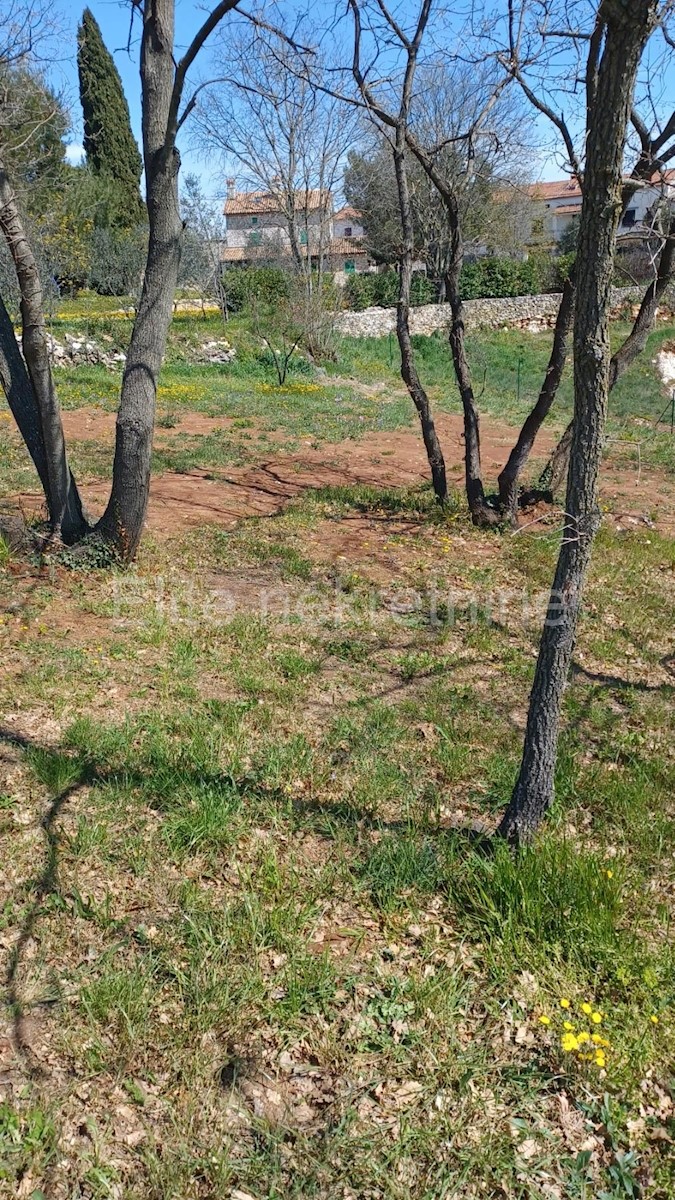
577,1031,590,1045
591,1012,602,1025
581,1003,592,1015
591,1034,603,1045
539,1014,551,1026
594,1052,606,1068
561,1033,579,1053
650,1015,659,1025
563,1021,575,1032
606,869,613,878
560,998,571,1009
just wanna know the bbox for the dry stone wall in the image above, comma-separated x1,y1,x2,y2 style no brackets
336,287,645,338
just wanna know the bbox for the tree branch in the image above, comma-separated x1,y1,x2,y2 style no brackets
166,0,241,146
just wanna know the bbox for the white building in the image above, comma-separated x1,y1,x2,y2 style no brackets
220,185,372,275
528,171,675,247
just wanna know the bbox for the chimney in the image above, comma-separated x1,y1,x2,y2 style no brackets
226,177,236,198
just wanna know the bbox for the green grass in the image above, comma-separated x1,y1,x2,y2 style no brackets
0,293,674,1198
3,300,674,494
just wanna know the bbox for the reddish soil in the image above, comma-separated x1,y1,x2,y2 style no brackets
61,408,281,442
11,408,675,536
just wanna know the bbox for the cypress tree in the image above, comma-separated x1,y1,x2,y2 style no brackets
77,8,144,224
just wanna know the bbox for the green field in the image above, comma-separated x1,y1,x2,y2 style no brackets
1,297,674,1199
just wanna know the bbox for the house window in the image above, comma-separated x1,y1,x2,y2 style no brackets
622,208,636,227
251,216,258,226
300,229,308,245
249,231,262,246
344,226,352,238
344,259,355,273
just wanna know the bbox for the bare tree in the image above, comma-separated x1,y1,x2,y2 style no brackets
496,0,661,845
194,32,357,294
339,0,538,521
347,0,448,501
180,173,227,316
0,0,242,557
343,0,675,525
490,0,675,519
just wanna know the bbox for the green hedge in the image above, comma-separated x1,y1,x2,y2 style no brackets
459,256,542,299
222,256,578,314
343,255,575,310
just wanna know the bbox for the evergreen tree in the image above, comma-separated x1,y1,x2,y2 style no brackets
77,7,144,225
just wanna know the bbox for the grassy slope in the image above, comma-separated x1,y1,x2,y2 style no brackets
0,297,674,1198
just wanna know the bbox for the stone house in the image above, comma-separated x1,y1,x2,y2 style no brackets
527,171,675,248
220,185,373,276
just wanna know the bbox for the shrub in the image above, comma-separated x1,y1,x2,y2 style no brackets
342,257,578,310
459,256,543,300
222,266,291,313
344,269,434,310
89,225,148,296
546,251,576,291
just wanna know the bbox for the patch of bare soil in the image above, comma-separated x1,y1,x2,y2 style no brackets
10,409,675,536
60,408,287,443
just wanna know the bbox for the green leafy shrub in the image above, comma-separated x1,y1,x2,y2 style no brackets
342,257,577,309
459,256,544,299
222,266,291,313
344,269,435,310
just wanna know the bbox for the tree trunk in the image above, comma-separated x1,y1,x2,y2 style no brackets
0,292,50,499
538,217,675,499
96,0,181,559
0,163,87,541
539,418,574,496
403,133,500,525
608,213,675,386
444,228,500,527
497,274,576,519
497,0,658,846
392,143,447,503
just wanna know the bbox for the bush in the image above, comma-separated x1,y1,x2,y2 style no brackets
344,269,435,311
459,256,544,299
89,225,148,296
222,266,291,313
543,251,576,292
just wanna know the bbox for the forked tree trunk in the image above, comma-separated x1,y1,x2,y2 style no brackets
403,142,498,525
1,0,238,561
538,216,675,500
0,163,87,541
0,293,50,499
392,144,447,503
96,0,182,557
497,0,658,846
498,274,576,519
444,235,500,526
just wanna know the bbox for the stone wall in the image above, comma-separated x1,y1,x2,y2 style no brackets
335,287,645,338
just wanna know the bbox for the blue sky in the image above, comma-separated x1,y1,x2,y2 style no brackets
51,0,674,202
53,0,225,196
53,0,551,201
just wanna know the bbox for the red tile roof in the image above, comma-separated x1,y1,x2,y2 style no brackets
528,178,582,201
330,238,368,255
529,168,675,205
224,189,331,215
334,205,362,221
